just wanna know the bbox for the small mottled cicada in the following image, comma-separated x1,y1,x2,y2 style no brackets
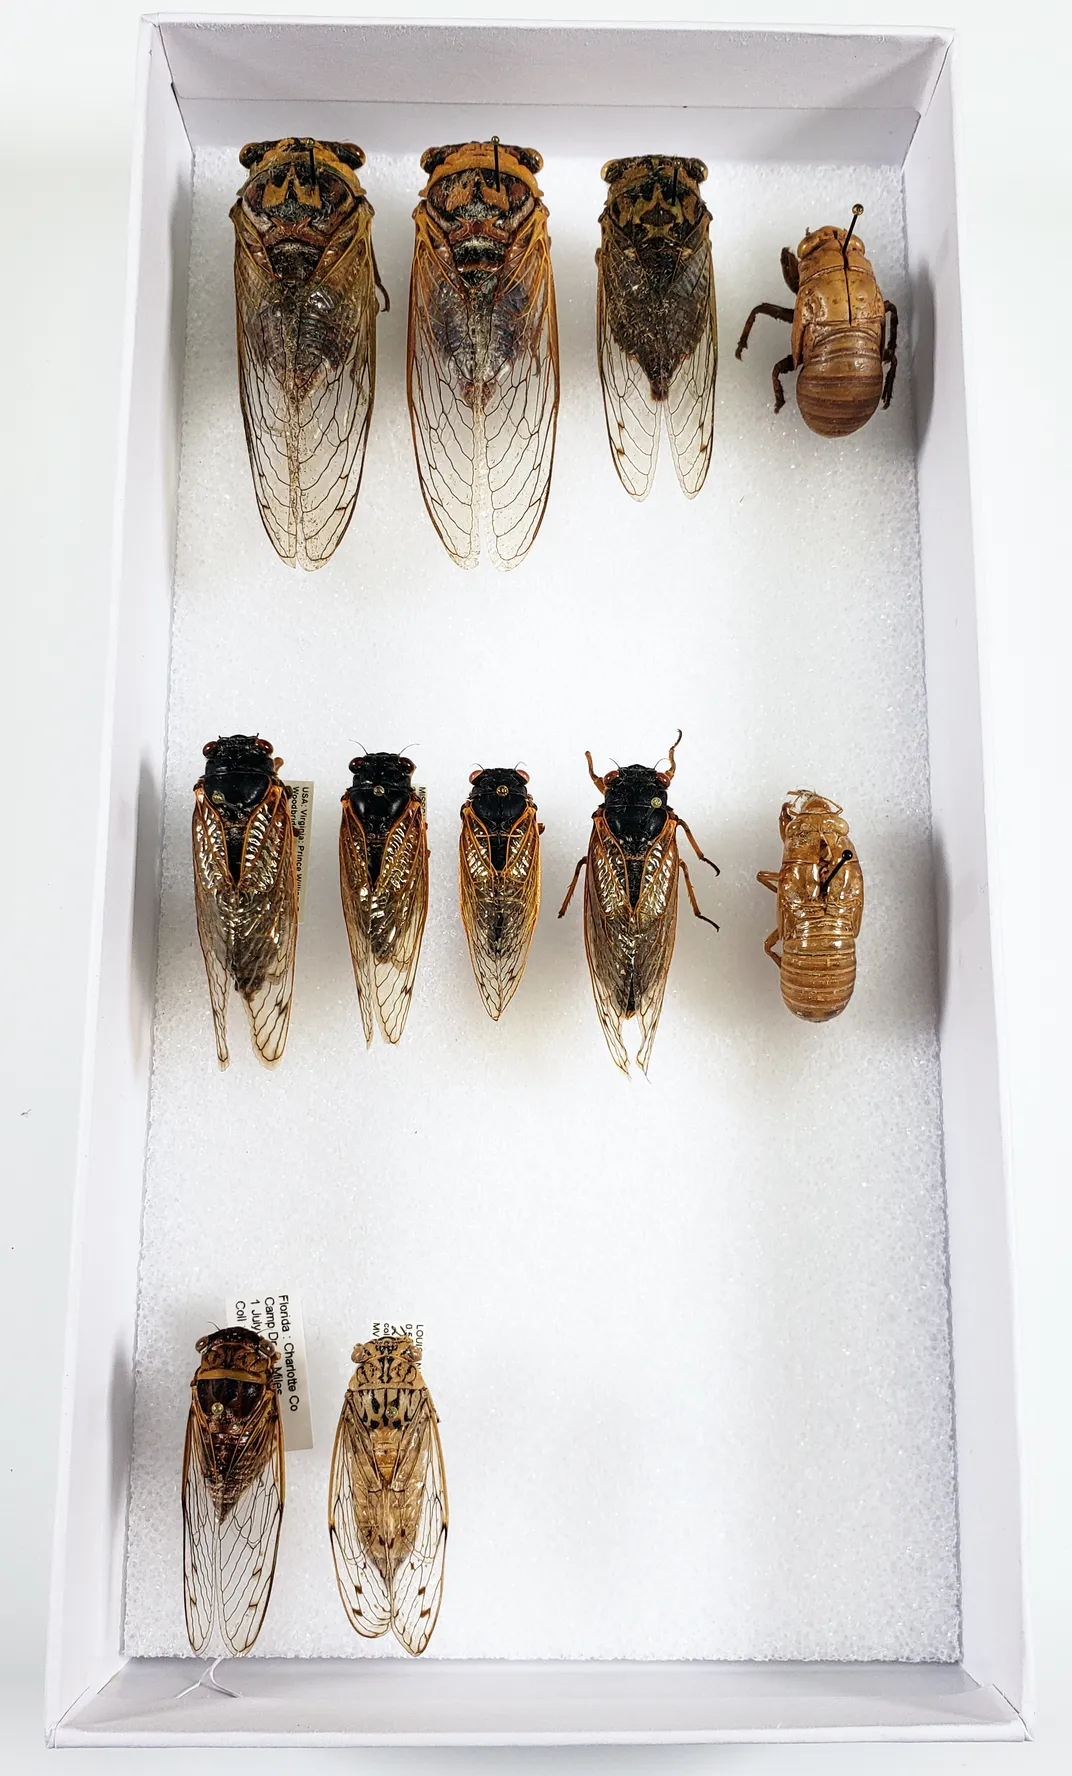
407,138,559,569
339,753,429,1045
559,732,719,1075
459,767,543,1020
596,155,718,499
231,138,389,568
182,1327,285,1656
328,1336,448,1656
735,204,898,437
192,735,298,1068
757,791,864,1020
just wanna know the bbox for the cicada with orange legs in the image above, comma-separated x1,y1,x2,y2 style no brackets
559,732,719,1074
231,138,389,568
182,1327,285,1656
328,1336,448,1656
459,766,543,1019
407,138,559,569
757,791,864,1021
192,735,298,1068
339,752,429,1045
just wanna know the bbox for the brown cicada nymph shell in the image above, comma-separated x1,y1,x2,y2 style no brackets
231,138,388,568
192,734,299,1068
596,155,718,498
328,1336,448,1656
339,752,430,1045
459,767,543,1020
407,138,560,569
736,205,898,437
182,1327,285,1656
559,732,719,1075
757,791,864,1020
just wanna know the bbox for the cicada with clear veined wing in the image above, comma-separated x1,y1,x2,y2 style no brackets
339,753,429,1045
192,735,298,1068
559,732,719,1075
328,1336,448,1656
459,767,543,1020
596,155,717,500
231,138,389,569
758,790,864,1020
407,139,560,569
182,1328,285,1656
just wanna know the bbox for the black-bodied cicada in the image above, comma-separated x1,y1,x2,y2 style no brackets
407,139,559,569
559,732,719,1074
231,138,389,569
192,734,298,1068
459,767,543,1020
182,1327,285,1656
339,753,429,1045
596,156,717,499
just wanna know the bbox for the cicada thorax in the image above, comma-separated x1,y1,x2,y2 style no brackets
771,792,863,1022
345,753,419,886
192,1328,278,1503
602,764,676,908
200,734,279,882
466,768,533,872
793,227,887,438
347,1340,430,1569
235,138,371,290
599,155,712,400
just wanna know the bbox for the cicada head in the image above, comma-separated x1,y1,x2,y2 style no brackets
200,734,278,813
602,762,674,851
418,141,544,253
349,1336,423,1391
467,766,532,833
234,138,370,285
599,153,710,248
345,751,418,833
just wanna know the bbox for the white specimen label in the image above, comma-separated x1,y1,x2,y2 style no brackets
288,782,315,918
371,1320,426,1363
226,1290,313,1450
417,785,427,814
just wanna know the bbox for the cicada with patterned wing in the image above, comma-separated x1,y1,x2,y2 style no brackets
559,732,719,1075
339,753,429,1045
231,138,389,569
182,1327,285,1656
328,1336,448,1656
758,791,864,1020
459,767,543,1020
192,735,298,1069
596,155,718,499
407,139,560,569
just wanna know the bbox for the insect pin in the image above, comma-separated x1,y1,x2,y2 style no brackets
735,204,898,436
459,766,543,1019
757,791,864,1020
559,731,719,1074
339,752,429,1045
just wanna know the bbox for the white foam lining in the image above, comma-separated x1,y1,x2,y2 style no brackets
123,145,958,1662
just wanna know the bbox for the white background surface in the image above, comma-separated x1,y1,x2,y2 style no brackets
4,0,1060,1769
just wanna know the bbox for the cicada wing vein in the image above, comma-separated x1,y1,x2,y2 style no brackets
663,239,718,498
388,1398,449,1656
583,816,680,1075
339,796,429,1044
181,1385,285,1657
407,216,480,567
234,783,299,1065
327,1391,393,1639
630,823,681,1073
480,211,560,570
339,801,377,1047
459,805,542,1020
596,233,661,500
181,1406,219,1653
192,792,235,1068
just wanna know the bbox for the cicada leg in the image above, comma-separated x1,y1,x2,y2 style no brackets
735,302,794,359
678,856,719,930
558,858,587,918
882,299,899,407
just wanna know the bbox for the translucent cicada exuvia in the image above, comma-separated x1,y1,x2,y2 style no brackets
182,1327,285,1656
407,139,560,569
758,790,864,1020
339,753,429,1045
231,138,389,568
192,735,298,1068
328,1336,448,1656
596,155,718,499
559,732,719,1074
459,767,543,1020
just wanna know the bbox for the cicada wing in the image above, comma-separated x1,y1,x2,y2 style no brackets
191,791,234,1068
630,824,681,1075
388,1394,449,1656
480,211,560,570
663,230,718,498
596,230,661,501
407,214,480,568
339,800,376,1048
370,798,430,1043
181,1404,219,1653
459,806,542,1020
582,819,635,1076
233,782,299,1065
215,1390,286,1655
327,1390,392,1639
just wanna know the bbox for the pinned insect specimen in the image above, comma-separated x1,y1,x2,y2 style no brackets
328,1335,448,1656
596,155,717,498
339,753,429,1045
459,767,543,1019
757,791,864,1020
231,138,388,568
736,205,898,437
192,735,298,1068
182,1327,285,1656
558,732,719,1074
407,138,559,569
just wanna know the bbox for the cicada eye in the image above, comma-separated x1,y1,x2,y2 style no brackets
348,756,363,774
517,768,529,783
399,758,415,774
203,741,217,757
256,737,273,752
469,768,483,784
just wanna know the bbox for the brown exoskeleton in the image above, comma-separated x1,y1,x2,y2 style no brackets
736,206,897,437
757,792,863,1021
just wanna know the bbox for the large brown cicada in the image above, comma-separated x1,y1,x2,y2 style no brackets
559,732,719,1075
328,1335,448,1656
231,138,388,568
192,734,298,1068
182,1327,285,1656
459,766,543,1020
596,155,717,499
339,752,429,1045
407,139,560,569
758,791,864,1020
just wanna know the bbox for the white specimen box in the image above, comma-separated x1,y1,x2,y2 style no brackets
46,14,1025,1747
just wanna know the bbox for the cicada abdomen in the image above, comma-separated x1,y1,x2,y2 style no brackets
757,791,864,1021
596,155,717,498
339,752,429,1045
231,138,388,568
328,1335,448,1655
459,767,543,1019
407,139,560,569
559,732,719,1075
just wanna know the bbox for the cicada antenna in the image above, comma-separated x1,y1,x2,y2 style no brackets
585,751,607,794
820,850,853,897
664,729,684,781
